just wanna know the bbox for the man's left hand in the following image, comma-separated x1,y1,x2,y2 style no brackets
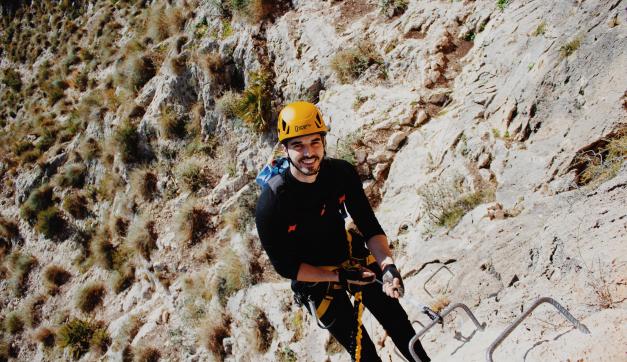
382,264,404,298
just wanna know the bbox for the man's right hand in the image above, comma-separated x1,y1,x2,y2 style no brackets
337,267,376,286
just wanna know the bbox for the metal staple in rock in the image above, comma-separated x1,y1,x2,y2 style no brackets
409,303,486,362
485,296,591,362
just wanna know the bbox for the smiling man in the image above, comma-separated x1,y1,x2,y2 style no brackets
255,101,430,362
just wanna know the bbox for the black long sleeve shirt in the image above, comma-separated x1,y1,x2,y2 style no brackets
255,158,385,280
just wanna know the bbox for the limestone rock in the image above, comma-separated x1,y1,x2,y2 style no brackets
386,131,408,151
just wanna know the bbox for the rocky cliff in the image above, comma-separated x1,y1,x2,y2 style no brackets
0,0,625,361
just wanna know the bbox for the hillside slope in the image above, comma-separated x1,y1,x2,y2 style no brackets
0,1,625,361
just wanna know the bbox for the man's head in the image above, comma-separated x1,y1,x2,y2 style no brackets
277,101,329,180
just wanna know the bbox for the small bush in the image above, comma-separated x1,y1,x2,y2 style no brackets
114,121,141,164
116,54,156,93
532,21,546,36
90,327,111,355
235,71,273,132
128,218,157,261
91,229,115,269
378,0,408,18
76,282,106,313
130,168,158,201
252,308,275,353
20,184,54,224
44,265,71,290
215,90,242,119
560,37,582,58
170,53,188,75
496,0,508,11
57,318,109,360
176,158,209,193
224,0,266,22
2,69,22,92
573,127,626,187
0,216,20,244
159,105,187,139
56,164,87,188
35,207,66,239
215,249,249,305
330,41,383,84
133,346,160,362
8,251,37,295
417,176,495,229
111,264,135,294
63,192,89,219
176,202,212,245
5,311,25,335
34,327,56,347
202,313,231,361
79,137,101,160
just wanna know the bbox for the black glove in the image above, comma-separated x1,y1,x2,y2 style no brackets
382,264,405,297
337,267,375,287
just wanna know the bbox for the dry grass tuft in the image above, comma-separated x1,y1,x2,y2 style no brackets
63,192,89,219
200,313,232,361
252,307,275,353
330,41,383,83
128,217,158,261
43,264,71,291
215,249,250,305
76,282,107,313
133,345,161,362
20,184,54,224
57,318,109,359
130,168,158,201
56,163,87,188
4,310,25,335
572,126,626,187
159,105,187,139
7,251,37,296
430,296,450,313
176,202,212,245
176,158,209,193
34,327,56,347
111,264,136,294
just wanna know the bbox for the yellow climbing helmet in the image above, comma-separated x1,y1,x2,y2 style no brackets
277,101,328,143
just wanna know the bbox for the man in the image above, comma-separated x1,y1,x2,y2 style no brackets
255,101,430,362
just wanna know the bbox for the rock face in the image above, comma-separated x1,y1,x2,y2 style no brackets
0,1,625,362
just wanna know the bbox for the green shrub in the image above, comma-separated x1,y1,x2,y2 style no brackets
63,192,89,219
4,311,25,335
330,41,383,83
57,318,109,360
35,207,66,239
235,71,273,132
57,164,87,188
496,0,508,11
114,121,141,163
159,105,186,139
20,185,54,224
76,282,106,313
2,69,22,92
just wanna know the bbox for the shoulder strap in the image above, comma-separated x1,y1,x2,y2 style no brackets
267,173,285,195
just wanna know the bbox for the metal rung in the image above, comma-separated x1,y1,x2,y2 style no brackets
485,297,590,362
409,303,486,362
423,264,455,298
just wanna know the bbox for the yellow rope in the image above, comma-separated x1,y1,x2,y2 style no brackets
354,291,364,362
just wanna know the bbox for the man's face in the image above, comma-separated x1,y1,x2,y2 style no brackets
285,133,325,177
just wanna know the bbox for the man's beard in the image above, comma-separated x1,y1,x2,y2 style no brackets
292,155,321,176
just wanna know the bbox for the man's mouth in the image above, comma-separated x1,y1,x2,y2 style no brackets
301,158,318,166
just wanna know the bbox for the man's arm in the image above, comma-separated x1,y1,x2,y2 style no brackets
296,263,339,282
367,234,404,299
